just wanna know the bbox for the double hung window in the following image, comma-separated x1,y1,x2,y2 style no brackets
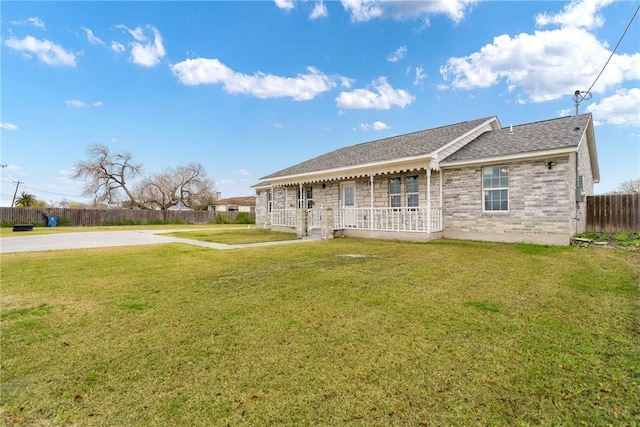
406,175,419,208
483,166,509,211
305,186,314,209
389,177,402,208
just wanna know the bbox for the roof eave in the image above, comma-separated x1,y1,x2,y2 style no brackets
439,146,578,169
260,153,437,186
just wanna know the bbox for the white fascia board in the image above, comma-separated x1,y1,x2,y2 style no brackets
264,154,434,186
439,146,577,169
429,117,500,158
584,118,600,183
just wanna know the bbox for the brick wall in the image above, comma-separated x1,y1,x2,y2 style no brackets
442,157,575,244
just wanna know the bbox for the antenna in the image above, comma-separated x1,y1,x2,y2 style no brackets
573,90,592,116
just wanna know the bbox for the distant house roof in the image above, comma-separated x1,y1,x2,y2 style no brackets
255,113,598,187
212,196,256,207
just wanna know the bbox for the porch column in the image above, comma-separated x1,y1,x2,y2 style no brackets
439,170,443,230
270,185,274,226
427,169,432,233
370,175,374,230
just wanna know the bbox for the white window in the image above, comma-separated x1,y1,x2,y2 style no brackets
406,175,419,208
390,177,401,208
305,186,314,209
483,166,509,211
267,189,273,213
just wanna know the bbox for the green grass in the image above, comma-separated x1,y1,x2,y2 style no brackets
164,228,298,244
1,239,639,425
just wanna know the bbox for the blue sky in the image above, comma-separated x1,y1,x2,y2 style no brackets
1,0,639,206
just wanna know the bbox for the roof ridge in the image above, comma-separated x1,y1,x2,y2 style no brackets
502,112,592,130
349,116,495,148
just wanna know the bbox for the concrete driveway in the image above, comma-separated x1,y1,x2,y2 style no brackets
0,230,311,254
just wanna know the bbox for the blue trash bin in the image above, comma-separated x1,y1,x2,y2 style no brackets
46,215,58,227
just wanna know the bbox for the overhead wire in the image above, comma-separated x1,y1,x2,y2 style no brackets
585,4,640,94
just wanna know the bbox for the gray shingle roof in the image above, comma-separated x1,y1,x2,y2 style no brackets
260,117,494,180
442,113,592,163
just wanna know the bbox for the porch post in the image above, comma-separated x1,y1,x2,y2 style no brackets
370,175,374,230
270,185,274,225
439,170,443,230
427,169,432,233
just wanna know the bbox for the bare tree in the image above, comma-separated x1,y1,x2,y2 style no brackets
72,144,145,207
136,162,216,210
617,179,640,194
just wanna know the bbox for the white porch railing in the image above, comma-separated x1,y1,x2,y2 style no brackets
308,209,321,229
334,207,442,233
271,209,298,227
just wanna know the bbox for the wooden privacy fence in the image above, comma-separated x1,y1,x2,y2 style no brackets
0,207,250,227
586,194,639,233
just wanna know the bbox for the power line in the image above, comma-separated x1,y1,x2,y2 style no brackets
586,4,640,94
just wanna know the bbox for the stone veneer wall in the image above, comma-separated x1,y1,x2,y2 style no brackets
442,157,575,245
255,189,270,229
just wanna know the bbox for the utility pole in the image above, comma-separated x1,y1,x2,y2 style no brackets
11,180,22,207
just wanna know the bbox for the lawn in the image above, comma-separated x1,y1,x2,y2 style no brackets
164,228,299,244
1,238,639,425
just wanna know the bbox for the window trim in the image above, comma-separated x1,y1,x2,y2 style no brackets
482,165,509,212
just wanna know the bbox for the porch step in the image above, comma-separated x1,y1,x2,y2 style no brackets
305,228,322,241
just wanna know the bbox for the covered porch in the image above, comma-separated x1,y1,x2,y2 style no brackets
265,158,444,240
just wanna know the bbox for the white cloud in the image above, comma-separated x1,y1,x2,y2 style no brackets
414,67,426,85
557,108,572,117
237,169,252,177
11,17,46,29
274,0,295,10
387,45,407,62
1,123,19,131
336,77,414,110
535,0,614,30
586,88,640,127
310,1,328,19
440,26,640,102
82,27,105,46
341,0,476,23
4,35,76,67
440,0,640,103
116,25,166,67
66,100,103,108
171,58,337,101
360,121,391,131
111,41,126,53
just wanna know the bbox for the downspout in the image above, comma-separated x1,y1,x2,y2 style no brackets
575,150,579,234
427,169,432,233
439,169,443,231
370,175,374,230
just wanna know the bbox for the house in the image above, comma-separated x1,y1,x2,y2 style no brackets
209,196,256,213
253,113,599,245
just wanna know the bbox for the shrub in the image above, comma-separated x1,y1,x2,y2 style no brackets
234,212,255,224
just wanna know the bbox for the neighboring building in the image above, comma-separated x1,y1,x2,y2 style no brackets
209,196,256,213
253,113,599,245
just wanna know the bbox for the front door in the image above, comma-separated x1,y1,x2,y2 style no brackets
342,183,356,227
